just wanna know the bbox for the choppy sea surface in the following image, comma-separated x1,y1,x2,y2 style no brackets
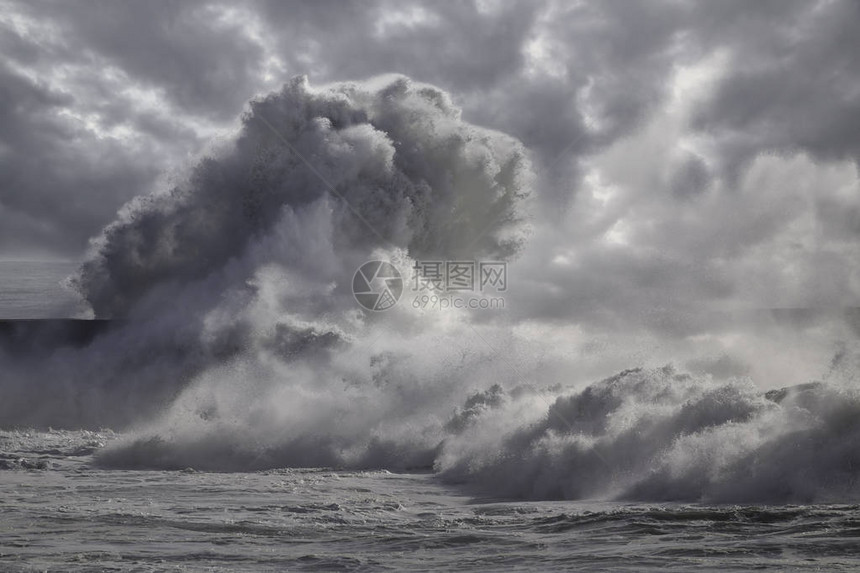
1,430,859,572
0,261,87,319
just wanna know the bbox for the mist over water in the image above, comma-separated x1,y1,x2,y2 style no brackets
2,75,860,504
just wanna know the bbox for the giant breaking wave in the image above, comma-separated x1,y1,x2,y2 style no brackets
2,75,859,504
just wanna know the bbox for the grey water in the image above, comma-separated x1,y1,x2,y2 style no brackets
0,261,87,319
2,430,860,572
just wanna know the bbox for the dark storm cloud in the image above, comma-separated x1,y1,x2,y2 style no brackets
256,0,537,90
689,0,860,179
0,0,244,256
11,0,266,120
670,153,710,199
461,0,695,212
484,0,860,336
0,62,159,255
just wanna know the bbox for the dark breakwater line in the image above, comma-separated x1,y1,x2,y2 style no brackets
0,319,121,352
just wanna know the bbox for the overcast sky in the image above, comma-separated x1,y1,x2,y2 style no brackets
1,0,859,372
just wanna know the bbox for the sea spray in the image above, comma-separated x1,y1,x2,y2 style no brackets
0,75,532,434
3,75,860,504
437,360,860,503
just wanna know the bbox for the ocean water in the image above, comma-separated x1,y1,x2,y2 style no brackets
2,430,860,572
0,261,88,319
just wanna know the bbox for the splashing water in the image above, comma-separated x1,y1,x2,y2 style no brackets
2,75,859,505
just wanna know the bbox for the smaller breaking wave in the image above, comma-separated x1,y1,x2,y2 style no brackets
437,361,860,503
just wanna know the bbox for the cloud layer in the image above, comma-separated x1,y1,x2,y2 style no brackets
2,0,857,322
